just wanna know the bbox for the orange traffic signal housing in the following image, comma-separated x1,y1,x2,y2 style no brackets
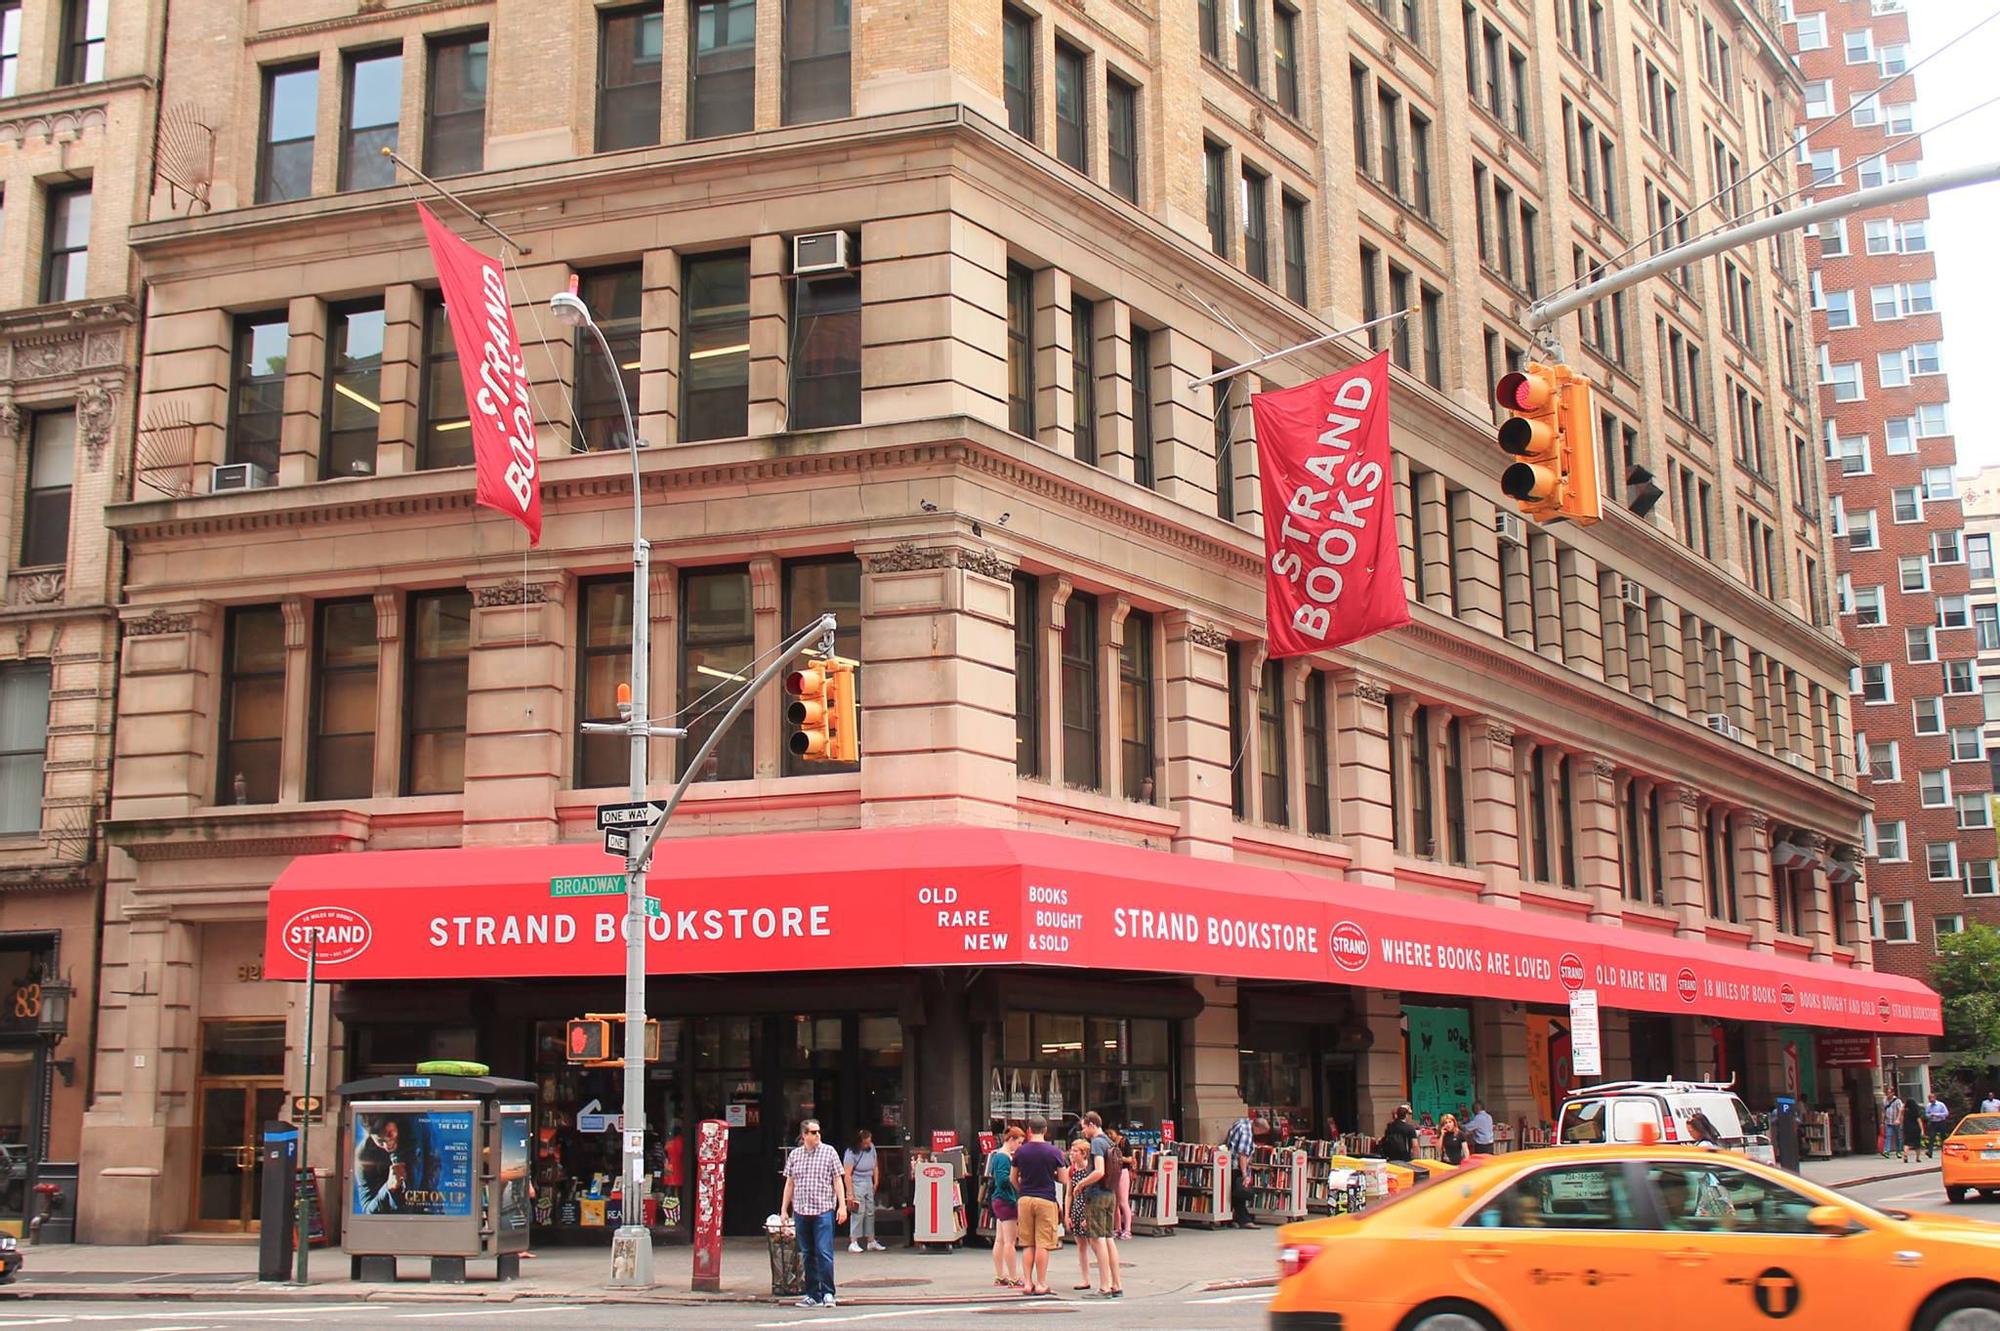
784,664,833,759
1494,362,1601,526
572,1013,661,1066
825,657,859,764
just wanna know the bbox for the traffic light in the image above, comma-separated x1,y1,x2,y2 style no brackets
825,657,859,764
568,1014,662,1066
566,1017,612,1064
785,663,833,760
1494,361,1601,526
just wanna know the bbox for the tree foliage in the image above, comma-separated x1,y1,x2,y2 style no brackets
1934,923,2000,1055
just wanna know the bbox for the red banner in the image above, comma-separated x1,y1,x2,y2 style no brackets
261,826,1942,1036
1252,352,1410,657
416,204,542,545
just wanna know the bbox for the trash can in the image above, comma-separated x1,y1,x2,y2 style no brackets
765,1216,803,1296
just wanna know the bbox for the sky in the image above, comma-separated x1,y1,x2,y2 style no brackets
1902,2,2000,474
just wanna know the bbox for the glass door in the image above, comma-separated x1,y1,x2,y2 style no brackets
190,1019,287,1232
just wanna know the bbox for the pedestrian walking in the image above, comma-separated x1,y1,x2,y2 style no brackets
1009,1118,1068,1297
843,1129,885,1253
987,1127,1024,1289
1226,1112,1259,1229
1110,1128,1134,1240
1438,1113,1467,1166
780,1119,849,1309
1465,1102,1496,1155
1982,1090,2000,1114
1376,1105,1418,1163
1079,1113,1123,1298
1902,1094,1925,1165
1926,1092,1951,1158
1883,1091,1904,1157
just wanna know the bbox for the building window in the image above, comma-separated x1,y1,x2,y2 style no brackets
1928,842,1959,883
1241,166,1268,283
1872,819,1906,861
40,183,89,303
1071,300,1097,465
1014,571,1039,777
1274,4,1300,115
597,5,664,150
1204,140,1229,258
1259,659,1288,826
425,31,488,176
418,296,471,469
576,579,633,789
1214,379,1235,522
791,270,862,430
57,0,104,86
259,63,319,204
573,267,642,451
1003,6,1035,140
1227,643,1246,818
1411,111,1433,217
310,599,379,801
1705,806,1738,922
0,2,20,97
680,567,754,781
1402,701,1433,857
1107,76,1139,203
782,558,861,775
681,252,751,441
1131,327,1154,489
20,411,73,569
1054,41,1087,172
340,49,402,191
1303,670,1330,835
1233,0,1259,87
404,590,471,795
1061,592,1100,791
690,0,755,140
1281,192,1308,304
219,606,284,806
229,314,289,475
783,0,851,125
1874,899,1913,943
322,302,385,479
1350,62,1371,171
1007,262,1035,437
1199,0,1220,58
0,666,47,834
1119,610,1154,802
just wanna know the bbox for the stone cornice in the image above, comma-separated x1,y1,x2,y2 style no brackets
249,0,487,45
105,808,371,861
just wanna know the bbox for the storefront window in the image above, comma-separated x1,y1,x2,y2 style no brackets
995,1011,1172,1130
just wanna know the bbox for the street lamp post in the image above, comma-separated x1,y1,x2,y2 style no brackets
551,282,660,1288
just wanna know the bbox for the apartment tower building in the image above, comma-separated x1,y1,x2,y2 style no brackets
1785,0,1991,1051
0,0,164,1239
75,0,1926,1243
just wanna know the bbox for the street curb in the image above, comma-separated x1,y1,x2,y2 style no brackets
1828,1164,1942,1190
0,1284,1047,1308
1203,1277,1278,1291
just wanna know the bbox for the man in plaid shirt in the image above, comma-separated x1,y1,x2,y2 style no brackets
1226,1114,1258,1229
782,1119,849,1307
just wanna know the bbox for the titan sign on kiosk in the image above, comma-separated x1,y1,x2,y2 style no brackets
334,1074,535,1283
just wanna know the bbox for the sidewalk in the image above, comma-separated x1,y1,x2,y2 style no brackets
1798,1152,1942,1191
0,1225,1278,1307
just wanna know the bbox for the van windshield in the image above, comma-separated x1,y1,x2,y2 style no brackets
1559,1101,1607,1144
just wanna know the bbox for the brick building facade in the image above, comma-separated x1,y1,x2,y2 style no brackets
1785,0,1992,1058
65,0,1932,1244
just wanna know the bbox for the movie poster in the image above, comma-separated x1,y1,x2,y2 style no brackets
351,1102,476,1218
498,1107,531,1233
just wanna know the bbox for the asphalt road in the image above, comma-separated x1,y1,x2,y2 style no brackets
0,1174,1984,1331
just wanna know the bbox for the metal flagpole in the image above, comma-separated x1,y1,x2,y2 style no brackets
380,147,531,255
1186,307,1418,389
295,934,317,1285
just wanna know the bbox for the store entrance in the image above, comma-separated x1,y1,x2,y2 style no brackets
189,1020,288,1232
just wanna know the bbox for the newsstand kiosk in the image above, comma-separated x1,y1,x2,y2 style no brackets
335,1073,536,1283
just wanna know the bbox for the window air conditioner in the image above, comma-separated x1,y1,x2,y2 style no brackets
1494,510,1526,545
1786,752,1814,770
1704,712,1743,741
792,230,854,276
211,462,274,493
1619,578,1646,609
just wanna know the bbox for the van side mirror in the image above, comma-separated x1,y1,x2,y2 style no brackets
1808,1204,1860,1235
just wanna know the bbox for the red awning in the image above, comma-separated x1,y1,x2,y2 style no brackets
262,825,1941,1035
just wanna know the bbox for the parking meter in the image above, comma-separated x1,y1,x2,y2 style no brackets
258,1123,299,1282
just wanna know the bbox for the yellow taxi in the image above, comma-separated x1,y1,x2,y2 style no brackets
1269,1144,2000,1331
1943,1112,2000,1203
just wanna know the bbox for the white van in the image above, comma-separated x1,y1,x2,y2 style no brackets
1556,1079,1775,1164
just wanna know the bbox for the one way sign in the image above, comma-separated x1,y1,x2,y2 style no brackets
601,827,654,871
597,800,668,830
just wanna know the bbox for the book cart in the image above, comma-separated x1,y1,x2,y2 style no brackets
1243,1145,1308,1225
1175,1143,1231,1228
1123,1129,1177,1235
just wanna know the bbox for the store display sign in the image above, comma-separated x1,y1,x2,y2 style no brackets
1569,990,1602,1079
1818,1033,1880,1067
262,829,1942,1035
931,1129,959,1151
1406,1006,1475,1126
350,1101,476,1218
